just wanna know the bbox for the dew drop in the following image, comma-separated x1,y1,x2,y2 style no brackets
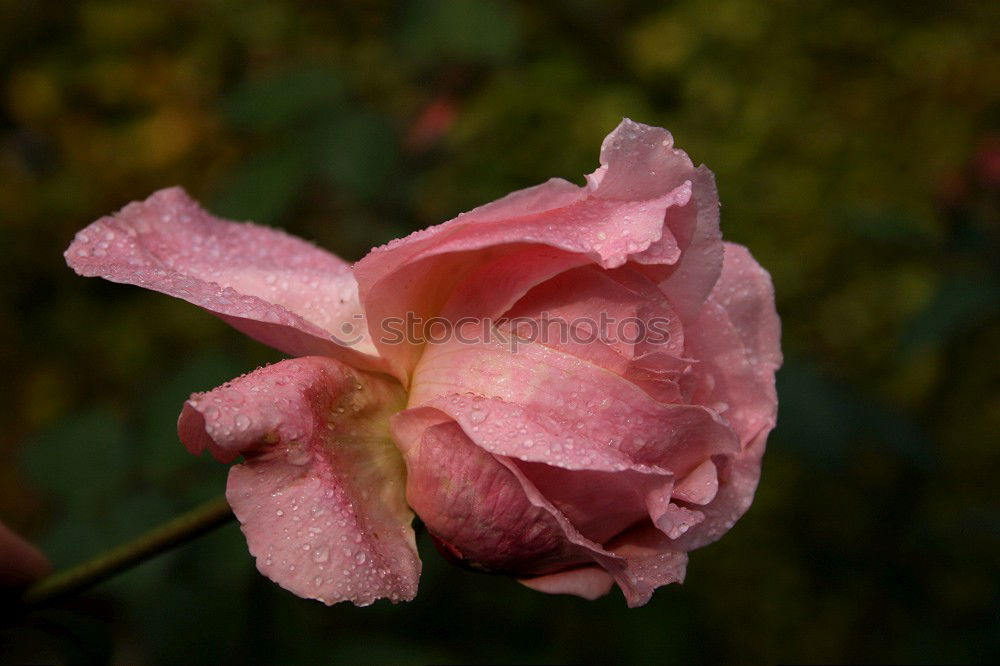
286,441,312,465
234,413,251,431
468,406,487,424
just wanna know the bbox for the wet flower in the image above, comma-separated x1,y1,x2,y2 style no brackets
66,120,780,606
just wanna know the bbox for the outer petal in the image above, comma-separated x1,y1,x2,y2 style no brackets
177,356,418,606
604,525,689,608
496,455,683,607
511,461,672,544
409,336,738,475
710,242,783,381
65,187,386,373
683,242,781,446
672,242,781,550
670,433,767,552
393,407,696,607
354,119,712,377
518,567,614,601
637,166,723,322
393,414,601,574
0,520,50,588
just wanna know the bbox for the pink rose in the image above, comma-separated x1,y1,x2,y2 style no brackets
66,119,780,607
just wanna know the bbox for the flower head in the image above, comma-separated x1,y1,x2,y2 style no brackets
66,119,780,607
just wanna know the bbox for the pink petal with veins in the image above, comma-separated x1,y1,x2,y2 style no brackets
394,407,703,606
394,414,602,574
65,187,386,374
496,456,684,607
177,356,418,606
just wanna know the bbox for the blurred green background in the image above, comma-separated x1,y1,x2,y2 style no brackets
1,0,997,663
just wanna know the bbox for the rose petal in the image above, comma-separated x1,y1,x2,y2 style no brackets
620,166,721,326
0,520,50,588
672,458,719,506
670,433,767,552
394,408,692,607
499,263,688,401
438,245,592,322
511,461,671,544
711,242,783,379
394,415,600,574
177,356,418,606
588,119,697,202
65,187,386,373
683,244,781,447
669,243,781,550
496,455,682,607
435,254,688,403
518,567,615,600
586,119,723,320
409,336,738,474
372,183,688,273
502,265,684,360
605,525,689,607
355,119,710,377
371,246,590,378
649,502,705,540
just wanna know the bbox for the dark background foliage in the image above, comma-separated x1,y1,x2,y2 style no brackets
1,1,997,663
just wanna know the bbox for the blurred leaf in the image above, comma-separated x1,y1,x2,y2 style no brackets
20,407,130,511
212,139,313,223
839,204,937,246
399,0,519,64
227,67,344,131
774,359,935,470
902,276,1000,352
773,361,859,468
9,608,115,665
38,516,107,569
319,111,398,200
124,523,252,664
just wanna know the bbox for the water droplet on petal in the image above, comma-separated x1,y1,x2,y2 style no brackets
234,413,251,431
286,441,312,465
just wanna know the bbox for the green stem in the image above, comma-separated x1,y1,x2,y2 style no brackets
21,495,235,610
